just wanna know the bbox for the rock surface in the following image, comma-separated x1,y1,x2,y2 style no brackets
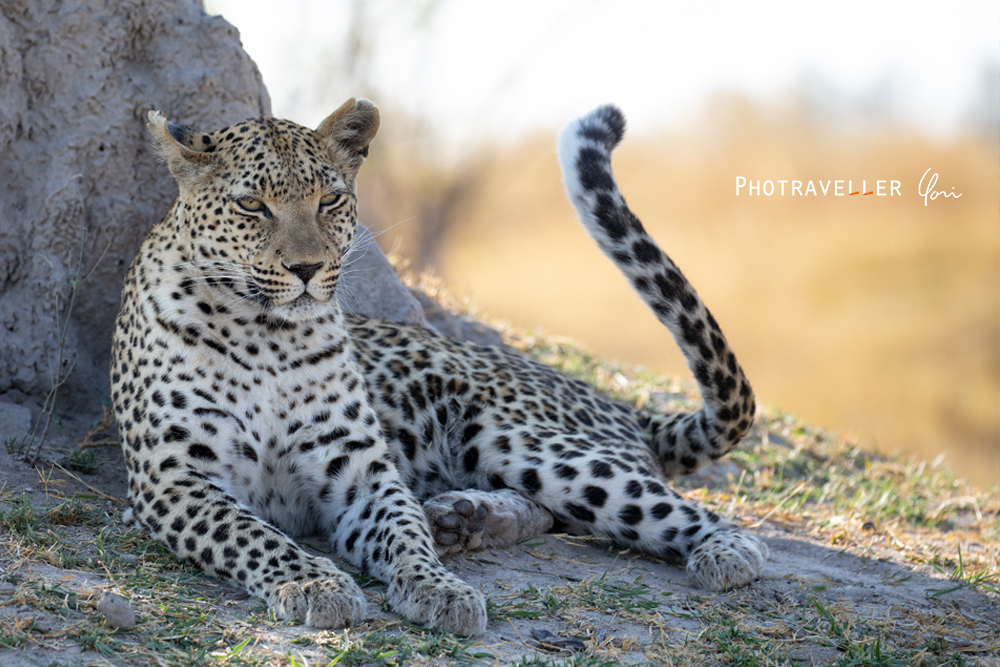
338,224,429,328
0,401,31,443
0,0,270,412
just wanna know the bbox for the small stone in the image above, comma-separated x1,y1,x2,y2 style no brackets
97,591,135,629
0,581,16,596
30,614,60,633
529,628,586,653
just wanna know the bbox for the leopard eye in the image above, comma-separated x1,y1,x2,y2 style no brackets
319,193,345,209
235,198,266,214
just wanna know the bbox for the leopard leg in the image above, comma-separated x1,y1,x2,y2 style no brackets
684,523,769,590
496,437,767,591
315,444,487,636
126,468,366,629
423,488,554,557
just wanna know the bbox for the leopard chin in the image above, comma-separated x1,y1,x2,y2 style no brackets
268,293,334,322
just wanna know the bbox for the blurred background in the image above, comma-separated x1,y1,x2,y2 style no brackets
205,0,998,488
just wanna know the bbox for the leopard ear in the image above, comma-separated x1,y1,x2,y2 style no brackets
147,110,217,185
315,98,380,175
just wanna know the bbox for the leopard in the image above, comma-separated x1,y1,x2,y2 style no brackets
110,98,768,637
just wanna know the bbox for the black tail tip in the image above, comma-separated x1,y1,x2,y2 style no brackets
579,105,626,150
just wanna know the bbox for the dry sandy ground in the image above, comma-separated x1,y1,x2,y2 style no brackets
1,432,998,666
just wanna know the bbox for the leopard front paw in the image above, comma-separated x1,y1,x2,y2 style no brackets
271,575,367,629
424,493,489,557
686,527,769,591
391,573,487,636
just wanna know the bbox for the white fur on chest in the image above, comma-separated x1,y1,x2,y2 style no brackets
145,271,378,534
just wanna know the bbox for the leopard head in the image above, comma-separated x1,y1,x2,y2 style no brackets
147,98,380,321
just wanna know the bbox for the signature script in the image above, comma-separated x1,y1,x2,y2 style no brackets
918,168,962,207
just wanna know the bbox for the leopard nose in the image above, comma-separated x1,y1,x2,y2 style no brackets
284,260,325,286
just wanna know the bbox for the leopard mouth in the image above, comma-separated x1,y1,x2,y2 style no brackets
241,279,309,309
241,275,334,318
267,291,335,324
253,291,315,311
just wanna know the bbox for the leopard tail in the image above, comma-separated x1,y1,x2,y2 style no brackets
557,105,755,478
